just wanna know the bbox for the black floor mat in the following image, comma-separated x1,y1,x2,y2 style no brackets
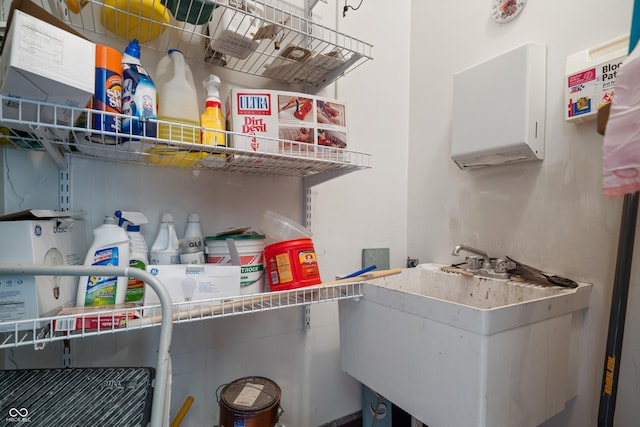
0,367,154,427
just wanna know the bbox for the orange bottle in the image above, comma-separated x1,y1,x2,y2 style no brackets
200,74,226,152
92,44,122,139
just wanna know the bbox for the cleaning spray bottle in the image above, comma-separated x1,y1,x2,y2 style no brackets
156,49,200,143
121,39,157,139
115,210,149,304
180,212,205,264
183,213,204,246
150,213,181,265
76,215,130,306
200,74,226,152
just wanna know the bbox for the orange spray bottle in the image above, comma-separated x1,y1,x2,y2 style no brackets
200,74,226,155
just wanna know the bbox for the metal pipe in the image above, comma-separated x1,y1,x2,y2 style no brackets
598,192,639,426
597,2,640,423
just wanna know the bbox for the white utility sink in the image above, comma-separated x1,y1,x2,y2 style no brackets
338,263,592,427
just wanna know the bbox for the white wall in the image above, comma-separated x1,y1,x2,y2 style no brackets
311,0,411,277
407,1,637,426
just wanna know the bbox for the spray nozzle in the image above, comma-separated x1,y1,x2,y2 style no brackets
114,211,149,228
203,74,221,100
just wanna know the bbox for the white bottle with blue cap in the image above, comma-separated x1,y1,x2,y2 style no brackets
76,215,130,306
115,211,149,304
121,39,157,139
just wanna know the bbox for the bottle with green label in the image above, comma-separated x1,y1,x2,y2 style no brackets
76,216,130,306
115,211,149,304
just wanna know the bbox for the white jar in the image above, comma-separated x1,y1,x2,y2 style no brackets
150,213,180,265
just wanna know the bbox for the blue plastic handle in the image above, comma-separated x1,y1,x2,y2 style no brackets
340,265,377,280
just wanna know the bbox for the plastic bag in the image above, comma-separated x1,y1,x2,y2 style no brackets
603,42,640,196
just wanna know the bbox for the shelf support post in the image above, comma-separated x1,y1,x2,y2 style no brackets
303,305,311,331
59,167,71,211
61,339,72,368
306,0,326,12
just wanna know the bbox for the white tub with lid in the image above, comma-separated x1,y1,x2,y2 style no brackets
205,233,265,294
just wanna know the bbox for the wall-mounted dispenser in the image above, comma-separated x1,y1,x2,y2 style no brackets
451,42,547,169
565,34,628,124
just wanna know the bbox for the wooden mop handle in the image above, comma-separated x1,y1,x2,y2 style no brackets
308,268,403,288
129,268,403,327
170,396,194,427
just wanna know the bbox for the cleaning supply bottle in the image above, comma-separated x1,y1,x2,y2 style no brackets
121,39,157,139
179,237,205,264
76,215,130,306
115,210,149,304
183,212,204,251
150,213,181,264
156,49,200,144
200,74,226,151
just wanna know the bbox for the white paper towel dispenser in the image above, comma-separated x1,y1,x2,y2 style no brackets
451,42,547,169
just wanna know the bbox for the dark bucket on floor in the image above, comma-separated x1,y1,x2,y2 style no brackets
219,376,282,427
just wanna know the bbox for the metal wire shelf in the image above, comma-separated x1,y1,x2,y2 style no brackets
0,280,362,350
0,95,371,176
0,261,363,424
13,0,373,93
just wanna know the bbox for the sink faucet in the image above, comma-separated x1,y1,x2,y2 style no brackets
451,244,491,268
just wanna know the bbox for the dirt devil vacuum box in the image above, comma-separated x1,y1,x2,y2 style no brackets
225,89,348,156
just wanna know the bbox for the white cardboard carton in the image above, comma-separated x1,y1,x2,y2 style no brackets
226,89,280,154
143,264,241,312
0,4,95,137
225,89,348,157
0,210,87,331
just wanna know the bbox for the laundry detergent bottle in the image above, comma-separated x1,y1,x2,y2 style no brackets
76,215,130,306
121,39,157,139
156,49,200,143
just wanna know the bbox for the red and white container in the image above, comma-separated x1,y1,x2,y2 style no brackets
264,238,321,291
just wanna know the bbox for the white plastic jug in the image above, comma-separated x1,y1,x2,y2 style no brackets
156,49,200,144
77,216,130,306
150,213,181,265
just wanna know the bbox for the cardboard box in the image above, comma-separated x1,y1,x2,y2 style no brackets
0,0,95,138
53,305,141,332
143,264,241,312
225,89,348,157
565,35,628,123
565,57,625,123
0,210,87,331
